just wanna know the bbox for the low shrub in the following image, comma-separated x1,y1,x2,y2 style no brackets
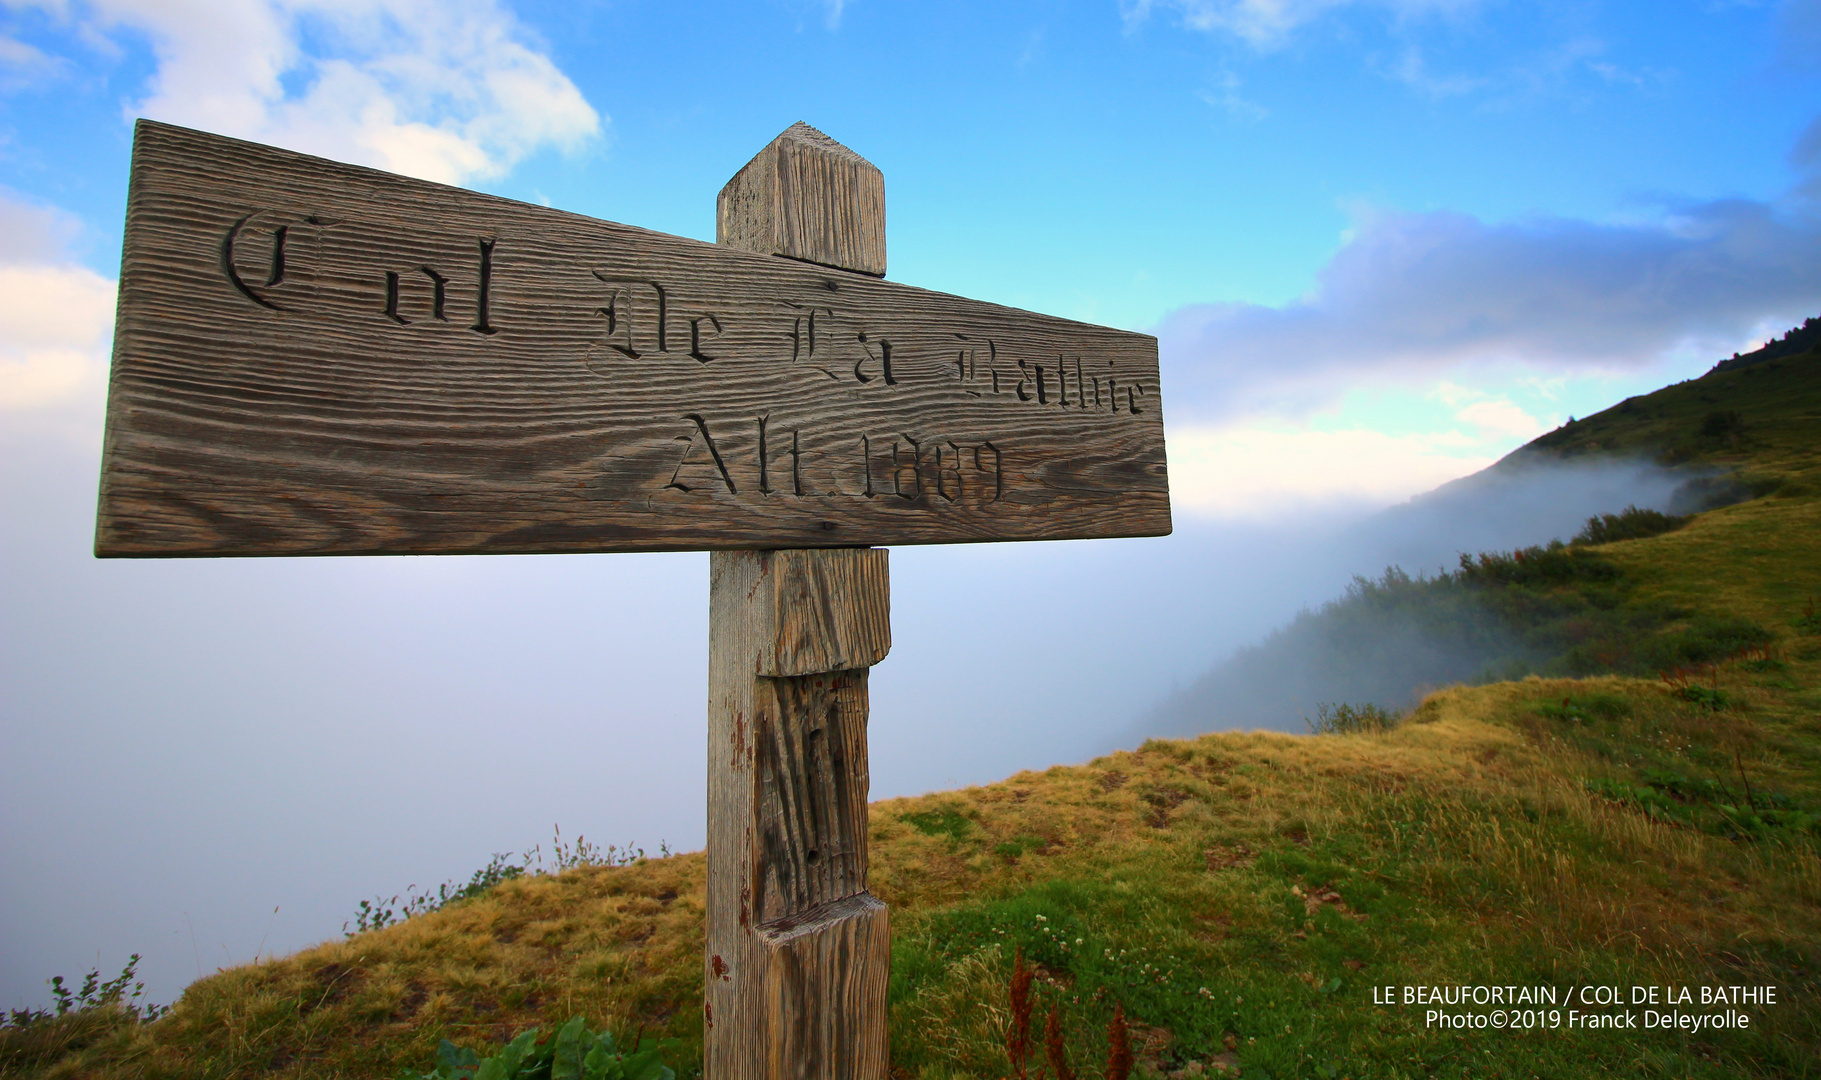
1572,505,1688,546
1306,702,1403,735
408,1015,677,1080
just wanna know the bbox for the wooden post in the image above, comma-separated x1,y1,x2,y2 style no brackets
94,121,1168,1065
705,125,894,1080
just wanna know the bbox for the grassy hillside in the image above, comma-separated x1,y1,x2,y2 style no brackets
1521,340,1820,488
6,345,1820,1079
1145,345,1821,735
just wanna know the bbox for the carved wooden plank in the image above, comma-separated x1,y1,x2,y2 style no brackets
96,120,1170,557
706,549,891,1080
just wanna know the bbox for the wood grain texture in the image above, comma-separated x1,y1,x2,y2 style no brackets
707,550,890,1080
758,895,889,1080
95,120,1169,557
717,123,887,277
755,548,889,677
708,132,892,1080
755,670,871,921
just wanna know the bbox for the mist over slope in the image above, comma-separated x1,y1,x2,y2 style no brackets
1131,460,1700,739
1132,341,1818,741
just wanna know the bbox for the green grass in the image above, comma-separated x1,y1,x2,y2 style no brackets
1525,345,1821,495
7,343,1821,1079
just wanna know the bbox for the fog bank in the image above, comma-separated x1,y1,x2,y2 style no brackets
1,415,1715,1013
1127,455,1712,742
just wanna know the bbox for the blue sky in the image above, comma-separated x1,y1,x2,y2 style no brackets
5,0,1819,509
3,0,1820,1011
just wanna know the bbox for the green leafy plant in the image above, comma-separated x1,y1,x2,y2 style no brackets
4,954,165,1029
347,828,674,937
1674,684,1732,710
1572,505,1689,546
1305,702,1403,735
902,806,974,841
1584,768,1820,839
409,1015,676,1080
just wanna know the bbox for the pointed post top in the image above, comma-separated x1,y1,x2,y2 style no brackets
774,121,873,166
717,122,886,277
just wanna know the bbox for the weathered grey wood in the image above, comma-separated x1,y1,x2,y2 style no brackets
718,123,887,277
706,549,890,1080
96,120,1169,558
754,548,890,677
707,129,895,1080
759,894,889,1078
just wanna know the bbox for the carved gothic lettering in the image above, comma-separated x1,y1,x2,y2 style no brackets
377,239,493,332
690,314,723,364
974,442,1003,503
951,334,1000,398
891,436,921,500
854,333,896,386
471,239,499,335
593,275,666,358
221,210,337,311
1127,381,1147,414
935,442,962,502
667,413,738,494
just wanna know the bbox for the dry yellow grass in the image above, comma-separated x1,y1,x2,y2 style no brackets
13,666,1818,1077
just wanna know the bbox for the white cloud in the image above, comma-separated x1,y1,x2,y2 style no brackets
0,196,115,412
1384,43,1484,97
1425,382,1547,438
1124,0,1486,49
1167,420,1491,518
0,33,68,89
1453,398,1544,439
1155,198,1821,423
1198,70,1269,120
19,0,602,186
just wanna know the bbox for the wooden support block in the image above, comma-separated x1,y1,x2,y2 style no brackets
756,548,890,677
707,549,891,1080
759,895,890,1079
718,123,887,277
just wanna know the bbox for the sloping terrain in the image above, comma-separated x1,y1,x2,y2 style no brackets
1143,345,1821,737
5,344,1819,1079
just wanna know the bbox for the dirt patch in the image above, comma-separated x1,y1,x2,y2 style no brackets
298,961,361,1015
1292,883,1365,921
1132,1023,1173,1075
1203,844,1253,871
394,980,428,1020
1142,788,1191,828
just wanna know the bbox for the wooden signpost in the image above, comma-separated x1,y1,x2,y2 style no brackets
97,119,1170,1078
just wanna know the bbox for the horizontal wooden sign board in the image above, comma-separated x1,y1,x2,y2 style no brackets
96,121,1170,556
